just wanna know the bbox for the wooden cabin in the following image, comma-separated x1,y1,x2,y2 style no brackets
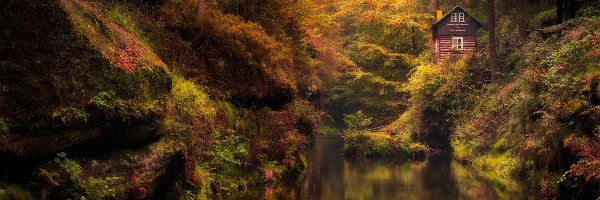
432,6,483,61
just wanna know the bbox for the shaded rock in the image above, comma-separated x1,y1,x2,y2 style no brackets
0,121,162,180
75,139,184,199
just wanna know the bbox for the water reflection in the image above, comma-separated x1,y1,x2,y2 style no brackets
231,135,527,200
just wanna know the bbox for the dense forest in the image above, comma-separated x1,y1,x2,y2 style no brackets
0,0,599,199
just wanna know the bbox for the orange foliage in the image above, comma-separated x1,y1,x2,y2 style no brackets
116,46,142,71
565,134,600,182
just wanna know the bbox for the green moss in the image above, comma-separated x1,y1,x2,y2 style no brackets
0,118,10,133
103,6,150,47
170,76,216,119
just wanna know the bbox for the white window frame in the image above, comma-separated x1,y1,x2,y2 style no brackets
458,13,465,22
452,37,464,50
451,13,457,22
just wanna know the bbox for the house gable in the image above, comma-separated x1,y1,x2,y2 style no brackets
432,6,483,40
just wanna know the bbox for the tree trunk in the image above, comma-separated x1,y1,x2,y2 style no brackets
568,0,577,19
197,0,206,26
193,0,207,58
565,0,571,20
488,0,498,77
557,0,564,24
411,26,417,53
433,0,440,20
516,0,528,41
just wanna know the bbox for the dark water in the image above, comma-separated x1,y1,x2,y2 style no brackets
232,135,528,200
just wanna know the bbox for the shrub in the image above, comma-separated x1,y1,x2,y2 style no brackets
206,129,247,169
0,189,7,199
473,153,522,179
328,70,407,125
408,143,429,157
344,131,394,157
343,110,372,133
92,90,160,122
52,107,89,125
83,177,122,200
54,152,82,183
564,134,600,182
318,125,337,136
42,153,127,199
168,76,216,120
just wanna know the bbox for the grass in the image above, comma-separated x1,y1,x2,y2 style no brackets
318,125,337,136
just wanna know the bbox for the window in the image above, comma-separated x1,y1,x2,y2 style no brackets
452,13,466,22
458,13,465,22
452,37,464,50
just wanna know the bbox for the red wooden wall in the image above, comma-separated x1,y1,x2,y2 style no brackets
434,36,476,60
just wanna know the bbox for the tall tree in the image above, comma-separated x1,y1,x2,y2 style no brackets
487,0,498,75
433,0,439,20
516,0,528,41
557,0,564,23
567,0,577,19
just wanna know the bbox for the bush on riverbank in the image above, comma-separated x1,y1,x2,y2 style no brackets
344,131,398,157
342,111,428,158
451,16,600,198
343,131,428,158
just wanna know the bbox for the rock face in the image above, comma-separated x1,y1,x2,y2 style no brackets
0,0,322,199
0,1,176,198
1,140,183,199
0,0,171,155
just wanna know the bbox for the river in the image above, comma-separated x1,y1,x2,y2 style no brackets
231,135,529,200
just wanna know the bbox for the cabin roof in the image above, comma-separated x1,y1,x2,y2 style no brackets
431,6,484,29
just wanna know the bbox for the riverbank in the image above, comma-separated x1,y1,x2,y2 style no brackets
232,135,530,199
